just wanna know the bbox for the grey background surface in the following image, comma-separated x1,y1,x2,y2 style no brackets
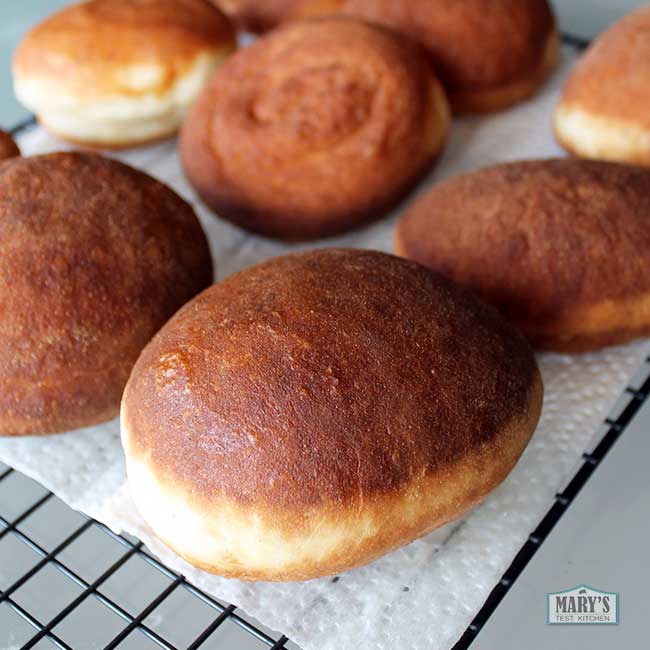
472,371,650,649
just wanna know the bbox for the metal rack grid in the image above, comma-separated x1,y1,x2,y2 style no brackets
3,359,648,650
4,31,645,650
454,356,650,649
1,119,294,650
0,466,291,650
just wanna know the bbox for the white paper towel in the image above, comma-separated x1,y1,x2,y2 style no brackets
1,46,648,650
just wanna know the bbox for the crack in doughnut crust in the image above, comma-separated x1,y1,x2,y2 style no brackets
12,0,236,148
0,152,213,436
395,158,650,352
555,6,650,165
180,17,449,240
292,0,559,113
122,249,542,581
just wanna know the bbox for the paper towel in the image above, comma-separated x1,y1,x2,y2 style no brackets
1,46,648,650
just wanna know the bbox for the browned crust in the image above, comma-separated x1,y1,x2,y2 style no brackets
135,371,543,580
123,249,540,520
293,0,557,111
0,130,20,161
557,6,650,131
0,152,213,436
395,158,650,352
180,17,449,240
450,29,559,113
213,0,303,32
13,0,236,98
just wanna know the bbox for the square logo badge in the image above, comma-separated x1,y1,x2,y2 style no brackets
548,585,618,624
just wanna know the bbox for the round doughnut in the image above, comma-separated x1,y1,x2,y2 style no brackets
180,17,449,239
0,152,213,436
395,159,650,352
292,0,559,113
121,249,542,581
0,130,20,161
12,0,236,148
213,0,302,32
554,7,650,166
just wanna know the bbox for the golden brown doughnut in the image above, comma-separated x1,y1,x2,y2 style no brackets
122,249,542,581
554,7,650,166
13,0,236,148
293,0,559,113
395,159,650,353
180,17,449,240
0,130,20,161
0,152,213,436
213,0,302,32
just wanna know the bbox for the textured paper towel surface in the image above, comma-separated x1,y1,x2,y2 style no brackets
1,46,648,650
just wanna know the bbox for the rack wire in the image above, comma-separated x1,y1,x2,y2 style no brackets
3,31,642,650
0,466,291,649
1,115,293,650
453,356,650,649
4,358,648,650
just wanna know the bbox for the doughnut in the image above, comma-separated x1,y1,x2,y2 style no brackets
293,0,559,113
121,249,542,581
180,17,449,239
395,159,650,352
0,152,213,436
12,0,236,148
554,7,650,166
213,0,302,32
0,130,20,161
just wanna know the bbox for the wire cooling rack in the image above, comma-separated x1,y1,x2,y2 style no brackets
0,120,294,650
5,31,646,650
454,356,650,649
0,463,292,650
3,361,648,650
